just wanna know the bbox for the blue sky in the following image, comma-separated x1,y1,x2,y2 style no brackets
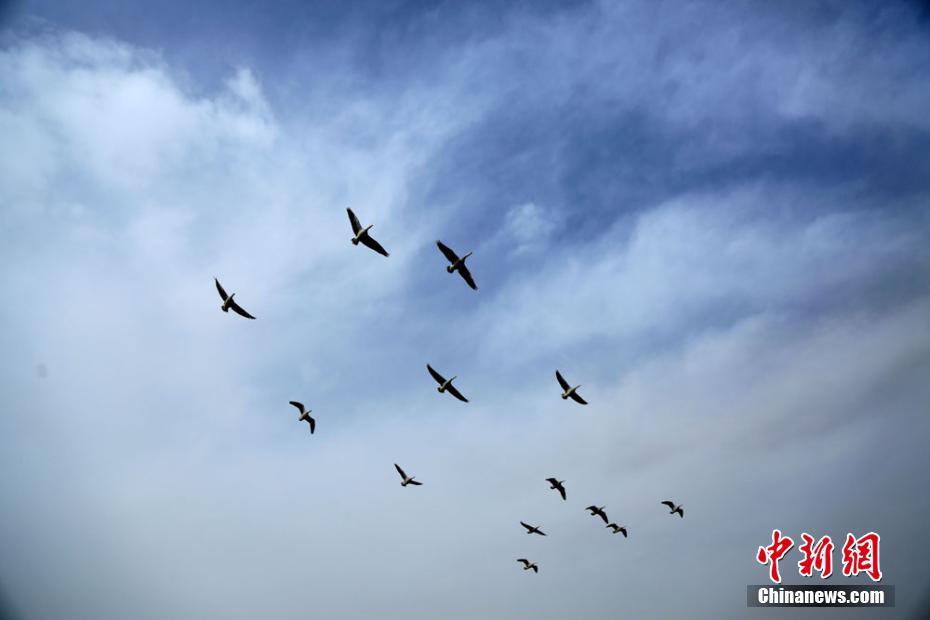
1,1,929,618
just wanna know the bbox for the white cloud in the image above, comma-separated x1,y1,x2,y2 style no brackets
501,201,558,255
474,184,929,368
0,34,278,200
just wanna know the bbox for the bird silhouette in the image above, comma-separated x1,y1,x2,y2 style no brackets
394,463,423,487
556,370,587,404
288,401,315,434
545,478,567,500
520,521,547,536
427,364,468,402
606,523,628,537
661,501,684,518
347,207,389,257
436,240,477,290
516,559,539,573
586,505,609,524
214,277,256,319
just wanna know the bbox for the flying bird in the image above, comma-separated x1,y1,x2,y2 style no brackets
520,521,547,536
214,277,256,319
586,505,609,524
394,463,423,487
516,559,539,573
288,401,315,434
606,523,628,537
556,370,587,405
436,240,477,290
545,478,567,501
427,364,468,402
661,501,684,518
347,207,389,257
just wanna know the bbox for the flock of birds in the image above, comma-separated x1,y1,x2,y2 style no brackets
213,207,684,575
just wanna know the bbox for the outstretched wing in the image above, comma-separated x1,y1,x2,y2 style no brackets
214,277,228,301
555,370,571,391
408,479,423,486
675,507,684,518
517,559,530,568
661,501,676,509
585,505,597,512
620,527,628,537
228,298,256,319
346,208,362,235
520,521,532,532
557,485,566,501
436,240,459,264
445,382,468,403
531,565,538,573
457,264,477,290
596,510,608,524
307,416,316,434
394,463,408,480
427,364,446,385
569,391,588,405
545,477,558,485
289,401,305,414
360,233,389,257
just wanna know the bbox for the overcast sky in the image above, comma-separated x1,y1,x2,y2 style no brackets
1,1,929,618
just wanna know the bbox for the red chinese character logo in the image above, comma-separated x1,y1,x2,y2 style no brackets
841,532,882,582
798,533,834,579
757,529,795,583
